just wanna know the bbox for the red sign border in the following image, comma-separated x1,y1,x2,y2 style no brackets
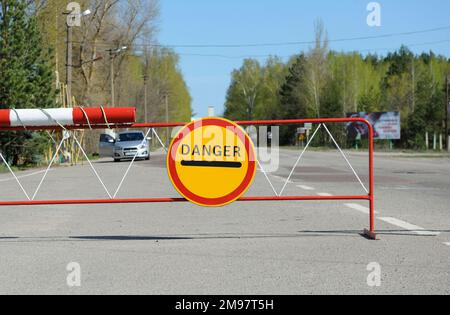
167,118,256,207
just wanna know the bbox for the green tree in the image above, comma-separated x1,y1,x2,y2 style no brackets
0,0,55,165
224,59,262,121
306,19,329,118
278,54,310,144
254,56,287,120
406,66,431,149
355,55,384,113
142,48,192,123
279,54,310,119
222,36,450,150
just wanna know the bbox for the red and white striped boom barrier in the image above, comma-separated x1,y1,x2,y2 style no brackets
0,107,136,129
0,115,376,240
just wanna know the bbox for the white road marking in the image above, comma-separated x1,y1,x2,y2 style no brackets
297,185,315,191
273,175,293,184
0,169,51,183
317,192,333,196
380,186,438,191
444,242,450,246
344,203,379,215
379,217,440,236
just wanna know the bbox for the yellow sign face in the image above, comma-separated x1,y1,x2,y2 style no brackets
167,118,257,207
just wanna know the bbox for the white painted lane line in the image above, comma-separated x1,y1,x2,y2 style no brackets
379,217,440,236
297,185,315,191
272,175,293,184
317,192,333,196
444,242,450,246
344,203,379,215
0,169,51,183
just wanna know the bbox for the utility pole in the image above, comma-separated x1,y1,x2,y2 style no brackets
64,7,91,107
143,74,149,138
65,17,73,107
110,50,115,108
107,46,128,108
165,93,169,146
143,75,148,123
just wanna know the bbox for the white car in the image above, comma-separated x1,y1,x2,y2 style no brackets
100,131,150,162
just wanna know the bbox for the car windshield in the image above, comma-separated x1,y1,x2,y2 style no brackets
117,133,144,142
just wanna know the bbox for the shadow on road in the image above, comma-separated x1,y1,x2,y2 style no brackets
70,236,192,241
93,160,149,164
0,229,447,243
300,230,448,237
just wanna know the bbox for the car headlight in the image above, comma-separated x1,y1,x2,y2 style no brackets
139,145,146,149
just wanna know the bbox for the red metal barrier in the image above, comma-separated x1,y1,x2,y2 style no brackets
0,118,376,239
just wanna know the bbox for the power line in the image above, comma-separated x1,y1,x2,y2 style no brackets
154,38,450,60
164,26,450,48
359,38,450,53
72,25,450,49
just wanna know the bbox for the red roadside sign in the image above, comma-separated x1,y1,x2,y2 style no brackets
167,118,256,207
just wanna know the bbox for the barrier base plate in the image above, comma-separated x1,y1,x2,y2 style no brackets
363,229,378,240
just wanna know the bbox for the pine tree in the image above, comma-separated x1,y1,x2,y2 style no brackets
0,0,55,166
279,54,309,119
278,54,309,144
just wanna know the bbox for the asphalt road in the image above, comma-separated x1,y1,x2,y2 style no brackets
0,148,449,295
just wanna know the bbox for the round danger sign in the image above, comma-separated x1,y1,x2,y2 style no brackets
167,118,257,207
